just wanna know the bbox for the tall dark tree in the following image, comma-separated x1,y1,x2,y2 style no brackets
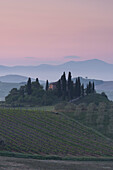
46,80,49,91
81,84,84,97
68,72,73,99
92,82,95,93
74,78,78,98
88,81,92,93
26,77,32,95
36,78,39,84
78,77,81,97
68,72,71,99
86,84,89,95
68,72,71,100
70,81,74,99
56,79,62,97
61,72,66,99
68,72,72,88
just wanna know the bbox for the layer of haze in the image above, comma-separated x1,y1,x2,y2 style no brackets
0,0,113,65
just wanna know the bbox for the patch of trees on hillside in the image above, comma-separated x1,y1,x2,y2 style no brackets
5,72,95,106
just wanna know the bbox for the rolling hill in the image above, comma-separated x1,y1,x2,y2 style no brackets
0,75,35,83
0,108,113,157
0,75,45,84
55,93,113,140
96,81,113,100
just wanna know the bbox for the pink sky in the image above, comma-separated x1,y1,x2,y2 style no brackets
0,0,113,65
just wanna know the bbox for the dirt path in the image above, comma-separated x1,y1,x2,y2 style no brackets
0,156,113,170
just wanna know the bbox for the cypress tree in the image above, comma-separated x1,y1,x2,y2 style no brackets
36,78,39,84
46,80,49,91
27,77,32,95
77,77,81,97
34,78,40,88
86,81,92,95
61,72,66,99
86,84,89,95
68,72,72,99
89,81,92,93
70,81,74,99
74,78,78,98
56,79,62,97
81,84,84,97
68,72,72,88
92,82,95,93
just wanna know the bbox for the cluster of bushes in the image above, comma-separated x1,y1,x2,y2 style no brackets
5,78,59,106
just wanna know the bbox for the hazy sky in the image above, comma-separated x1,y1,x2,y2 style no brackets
0,0,113,65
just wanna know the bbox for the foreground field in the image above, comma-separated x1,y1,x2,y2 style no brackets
0,157,113,170
0,108,113,157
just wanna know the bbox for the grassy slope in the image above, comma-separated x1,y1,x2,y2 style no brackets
74,93,109,105
0,108,113,157
55,93,113,140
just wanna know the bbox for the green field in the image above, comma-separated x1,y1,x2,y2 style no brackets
0,108,113,158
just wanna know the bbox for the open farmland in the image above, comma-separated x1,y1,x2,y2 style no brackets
0,108,113,157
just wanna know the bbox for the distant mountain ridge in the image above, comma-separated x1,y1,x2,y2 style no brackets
0,59,113,81
0,75,45,84
0,75,34,83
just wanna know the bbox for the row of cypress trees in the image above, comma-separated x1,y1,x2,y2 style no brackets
26,72,95,101
46,72,95,100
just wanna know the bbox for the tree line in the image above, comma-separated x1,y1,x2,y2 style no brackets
5,72,95,106
46,72,95,100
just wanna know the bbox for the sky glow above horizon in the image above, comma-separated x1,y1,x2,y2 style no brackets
0,0,113,65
